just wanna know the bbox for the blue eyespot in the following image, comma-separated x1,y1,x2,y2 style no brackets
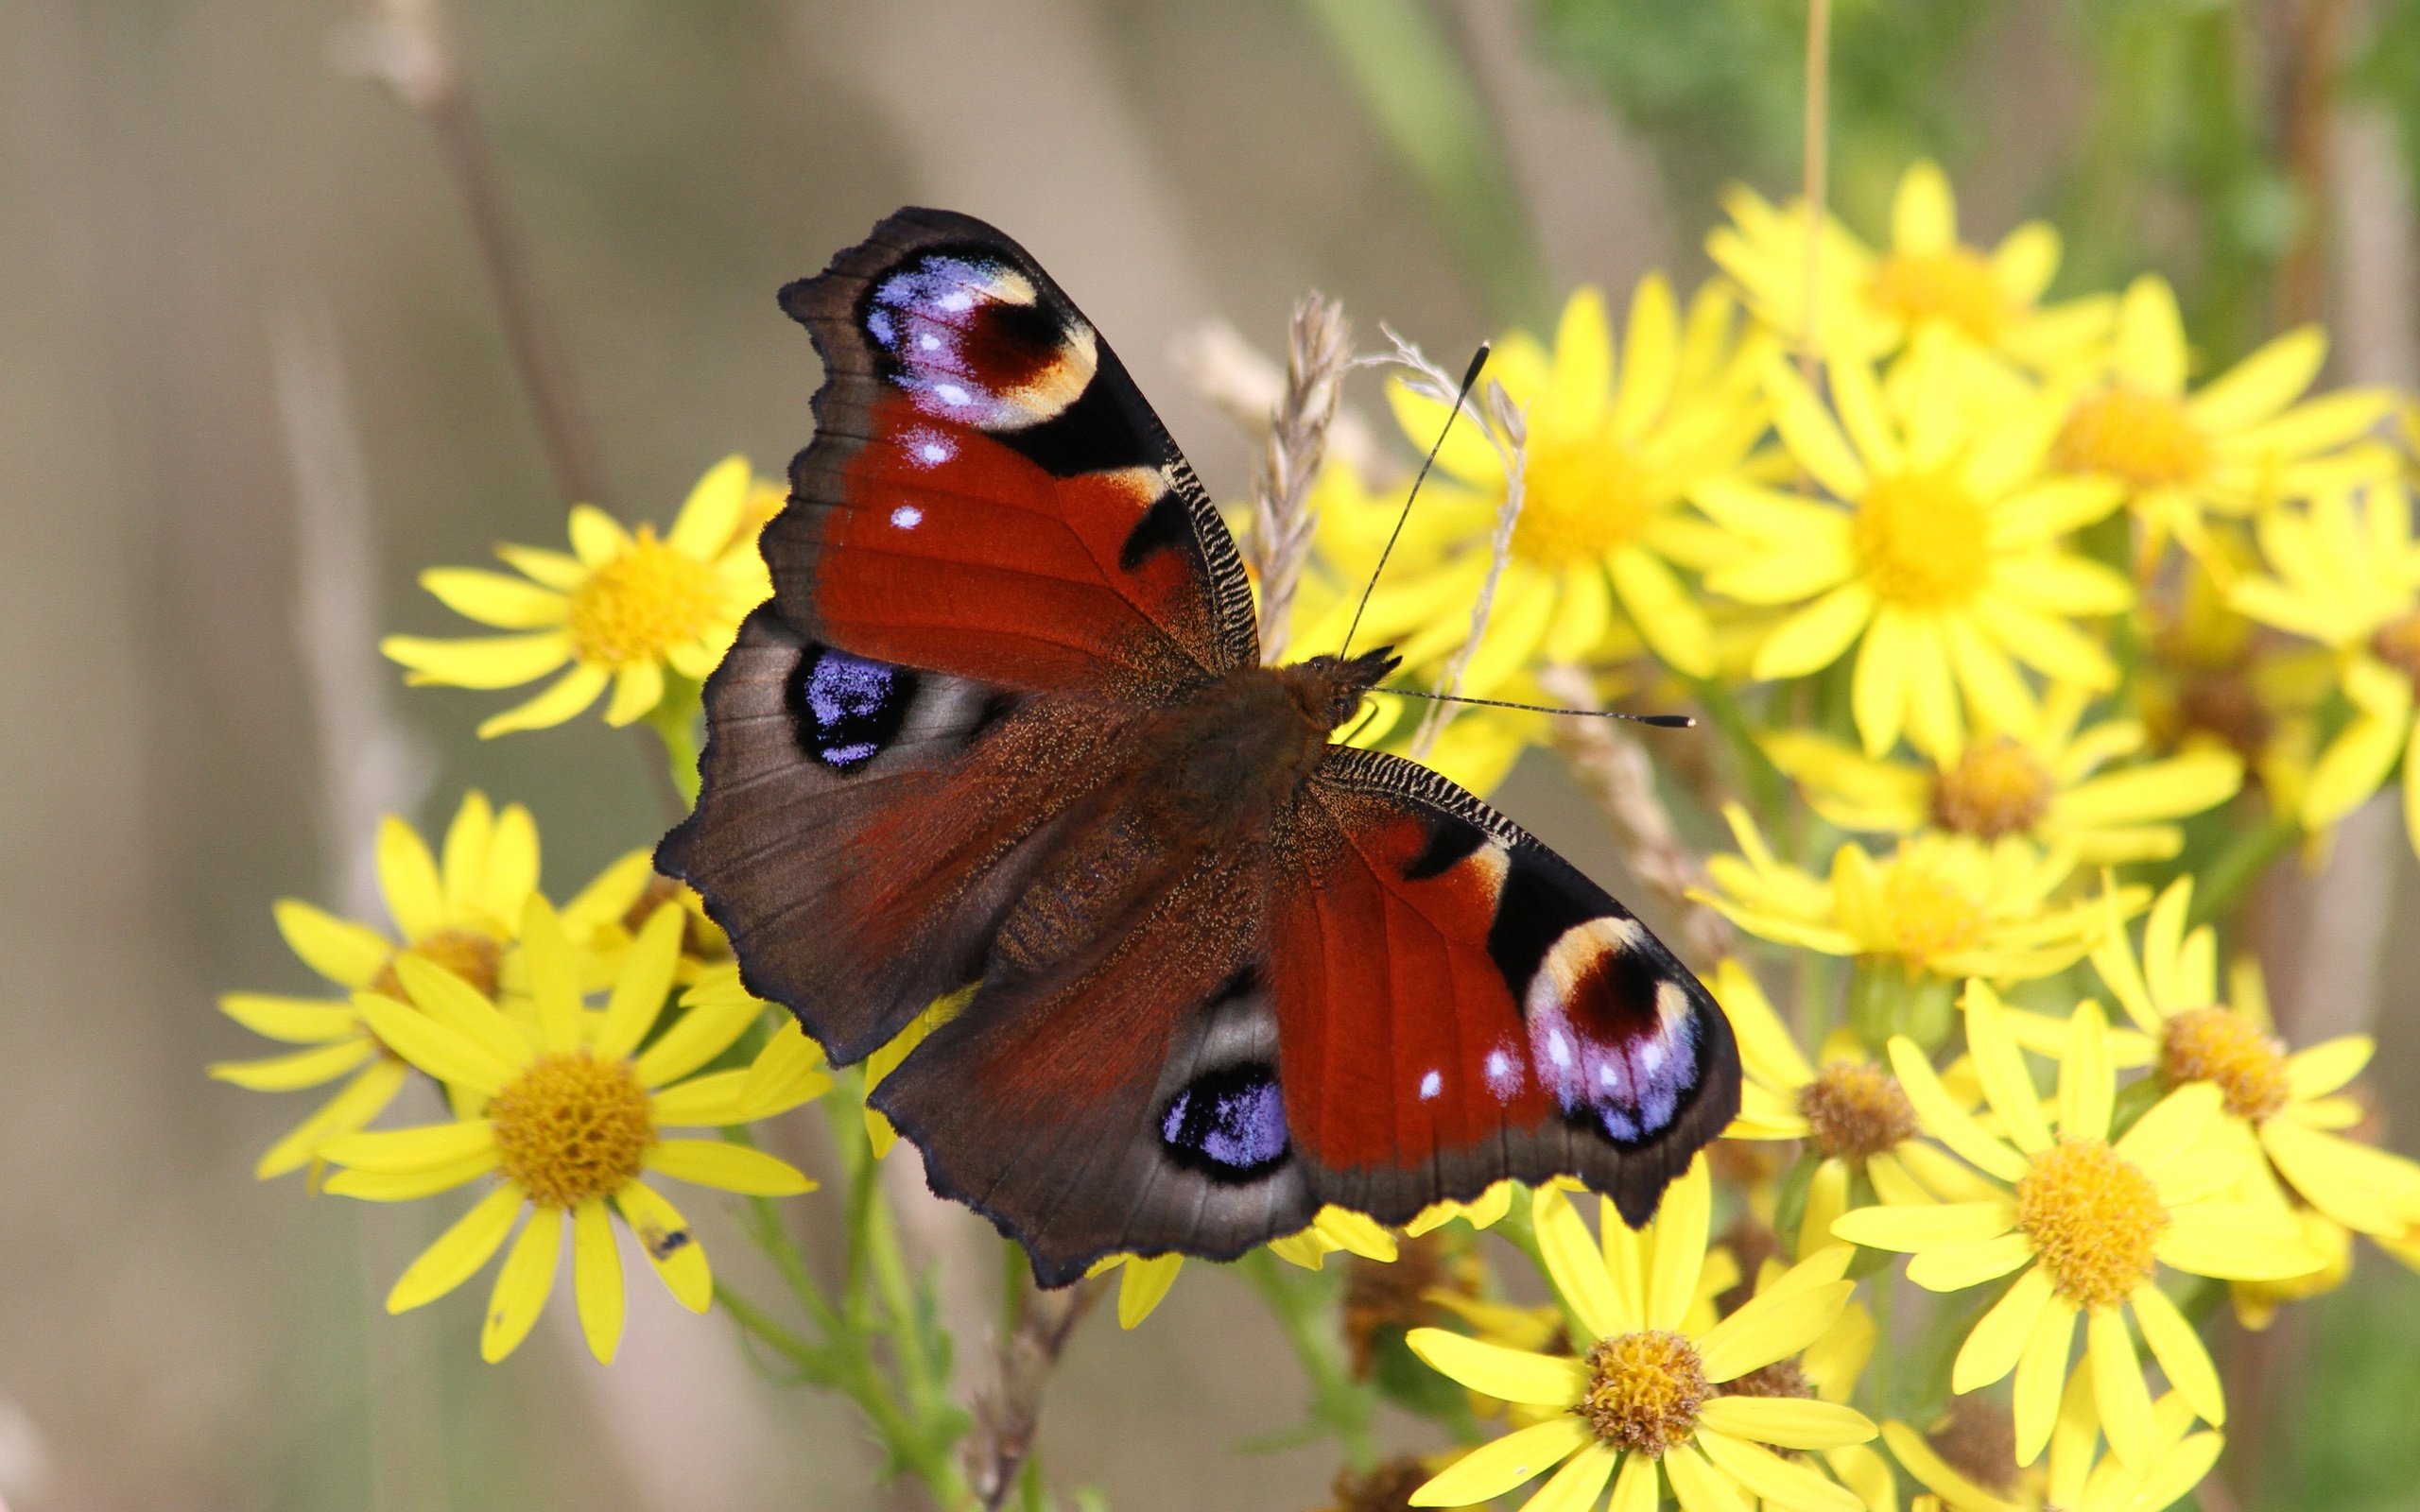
1158,1063,1288,1180
790,645,917,774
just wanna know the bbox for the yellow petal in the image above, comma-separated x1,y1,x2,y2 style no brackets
383,631,573,690
1698,1278,1855,1383
667,455,752,559
322,1151,498,1201
1754,582,1877,680
1953,1263,2053,1392
567,505,629,566
632,987,767,1088
738,1020,833,1120
1889,1038,2029,1182
2057,999,2114,1142
494,543,586,590
2131,1280,2223,1426
1647,1156,1712,1328
1408,1417,1590,1506
2114,1081,2221,1173
1114,1253,1184,1328
322,1120,495,1173
420,568,568,630
1549,285,1616,435
1893,161,1957,253
593,903,684,1059
617,1178,714,1312
2287,1035,2374,1100
1880,1421,2024,1512
571,1198,626,1364
273,899,392,988
2013,1297,2078,1465
603,661,666,727
353,990,515,1096
389,1184,522,1312
481,1205,562,1362
1909,1230,2034,1293
217,992,362,1045
1851,610,1913,756
1769,359,1872,500
251,1058,410,1177
1388,378,1504,493
644,1139,815,1195
1611,546,1717,679
1607,1449,1659,1512
2088,1308,2154,1466
1612,277,1679,440
1962,983,2051,1154
1699,1395,1876,1451
477,662,612,738
2154,1206,2321,1280
208,1036,376,1091
2114,276,2187,395
1834,1201,2020,1252
1697,1427,1863,1512
1534,1186,1631,1336
1404,1329,1586,1406
392,955,531,1072
479,801,542,929
1663,1440,1749,1512
1527,1441,1618,1512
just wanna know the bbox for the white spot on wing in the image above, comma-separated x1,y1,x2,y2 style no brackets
932,382,971,407
890,505,923,529
935,288,976,314
1483,1046,1519,1098
1419,1069,1442,1101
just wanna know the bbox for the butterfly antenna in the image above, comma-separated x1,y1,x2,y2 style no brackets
1374,686,1696,728
1338,341,1491,662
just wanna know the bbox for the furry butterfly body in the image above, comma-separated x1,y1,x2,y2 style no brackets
659,208,1739,1285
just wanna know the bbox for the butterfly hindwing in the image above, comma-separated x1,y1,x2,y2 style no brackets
1274,747,1739,1228
769,208,1257,692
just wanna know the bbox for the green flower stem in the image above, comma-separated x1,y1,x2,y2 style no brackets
1692,679,1789,829
2188,814,2300,927
1236,1249,1380,1470
644,671,704,808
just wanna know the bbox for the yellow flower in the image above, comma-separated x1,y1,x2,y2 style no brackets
1697,806,2126,986
1832,993,2322,1467
2229,483,2420,847
1404,1161,1876,1512
1884,1362,2223,1512
210,793,540,1177
1089,1207,1401,1332
1709,161,2113,371
1346,280,1772,683
554,849,732,989
2089,877,2420,1240
1717,961,2002,1255
1697,339,2131,757
383,455,772,737
320,900,825,1363
2135,542,2330,813
1761,683,2243,863
2056,277,2394,570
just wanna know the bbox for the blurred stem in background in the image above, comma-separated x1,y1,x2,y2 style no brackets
1300,0,1553,327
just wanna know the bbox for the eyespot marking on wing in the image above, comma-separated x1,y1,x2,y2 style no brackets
789,644,919,773
1157,1062,1290,1181
1521,917,1702,1144
864,251,1098,432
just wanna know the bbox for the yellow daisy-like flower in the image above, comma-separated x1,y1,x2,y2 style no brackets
1346,279,1771,683
2228,483,2420,847
2089,877,2420,1240
320,900,826,1363
2056,277,2394,570
1717,961,2001,1255
1832,992,2322,1468
1698,806,2126,988
1761,684,2244,864
1709,161,2112,371
1403,1162,1876,1512
1697,339,2131,757
1089,1207,1402,1332
383,455,772,738
1885,1362,2223,1512
210,793,541,1177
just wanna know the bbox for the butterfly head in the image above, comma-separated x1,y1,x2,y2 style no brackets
1283,646,1402,732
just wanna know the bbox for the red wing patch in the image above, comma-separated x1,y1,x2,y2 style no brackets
766,209,1257,693
1275,748,1738,1228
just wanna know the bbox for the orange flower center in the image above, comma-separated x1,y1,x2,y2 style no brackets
490,1053,655,1208
2161,1006,2291,1123
566,528,724,668
1797,1061,1920,1160
1876,852,1992,967
2057,389,2211,489
1854,470,1993,609
1866,249,2009,342
1932,737,2055,840
372,926,504,1001
1581,1330,1708,1454
2015,1137,2169,1309
1514,433,1663,567
2369,611,2420,692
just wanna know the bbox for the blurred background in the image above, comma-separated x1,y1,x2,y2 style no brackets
11,0,2420,1507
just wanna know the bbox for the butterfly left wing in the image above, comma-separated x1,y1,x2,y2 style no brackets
1274,747,1739,1228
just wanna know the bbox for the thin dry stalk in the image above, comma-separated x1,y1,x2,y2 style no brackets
1534,663,1734,969
1174,318,1389,482
1243,295,1354,662
338,0,608,508
1797,0,1832,392
962,1277,1103,1512
1412,380,1529,758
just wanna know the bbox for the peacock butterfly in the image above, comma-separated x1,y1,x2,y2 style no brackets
657,208,1740,1286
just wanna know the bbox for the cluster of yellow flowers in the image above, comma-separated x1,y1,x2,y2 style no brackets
208,161,2420,1511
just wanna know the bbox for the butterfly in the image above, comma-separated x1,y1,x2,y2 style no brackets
657,208,1740,1287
